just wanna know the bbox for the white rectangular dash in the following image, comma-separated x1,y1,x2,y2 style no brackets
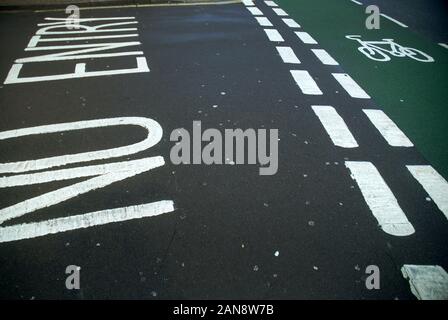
247,7,263,16
345,161,415,236
264,1,278,7
312,106,358,148
282,18,301,28
255,17,273,27
264,29,284,42
276,46,300,64
242,0,255,5
401,265,448,300
290,70,322,95
363,109,413,147
311,49,339,65
295,31,317,44
273,8,288,16
407,165,448,220
332,73,370,99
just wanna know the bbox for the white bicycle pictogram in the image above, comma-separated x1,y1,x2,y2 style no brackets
346,35,434,62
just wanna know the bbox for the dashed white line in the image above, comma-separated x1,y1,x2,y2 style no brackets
312,105,359,148
272,8,288,16
311,49,339,65
363,109,413,147
345,161,415,236
282,18,301,28
332,73,370,99
381,13,408,28
246,6,263,16
276,46,301,64
241,0,254,6
401,265,448,300
264,1,278,7
290,70,323,95
407,165,448,220
264,29,284,42
295,31,318,44
255,16,273,27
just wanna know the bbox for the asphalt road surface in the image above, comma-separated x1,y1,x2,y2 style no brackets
0,0,447,299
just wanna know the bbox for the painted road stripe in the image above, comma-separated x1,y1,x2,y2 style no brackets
264,1,278,7
255,17,273,27
332,73,370,99
350,0,362,5
272,8,288,16
311,49,339,65
381,13,408,28
282,18,300,28
295,31,317,44
438,43,448,50
264,29,284,42
247,7,263,15
345,161,415,236
276,46,300,64
241,0,254,5
401,265,448,300
407,165,448,220
363,109,413,147
290,70,323,95
312,106,358,148
0,200,175,243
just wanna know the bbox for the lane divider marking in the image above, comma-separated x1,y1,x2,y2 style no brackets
290,70,323,95
401,265,448,300
295,31,318,44
276,46,301,64
255,16,273,27
264,29,285,42
311,49,339,65
247,6,263,16
242,0,255,5
282,18,301,28
264,1,278,7
272,8,288,17
332,73,371,99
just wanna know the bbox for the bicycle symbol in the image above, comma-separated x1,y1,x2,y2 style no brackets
346,35,434,62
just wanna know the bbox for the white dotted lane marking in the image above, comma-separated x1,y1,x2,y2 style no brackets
380,13,408,28
255,16,273,27
272,8,288,16
276,46,301,64
407,165,448,220
332,73,370,99
312,105,359,148
247,6,263,16
345,161,415,237
264,1,278,7
401,265,448,300
290,70,323,95
282,18,301,28
311,49,339,65
264,29,284,42
241,0,255,6
363,109,413,147
295,31,318,44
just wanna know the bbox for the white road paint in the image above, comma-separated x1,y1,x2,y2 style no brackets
241,0,254,5
27,34,139,47
0,200,174,243
401,265,448,300
0,117,162,173
350,0,362,5
311,49,339,65
247,7,263,16
264,29,284,42
407,165,448,220
290,70,323,95
363,109,413,147
438,43,448,50
312,106,359,148
264,1,278,7
345,161,415,236
332,73,370,99
282,18,300,28
276,46,300,64
295,31,317,44
255,17,273,27
380,13,408,28
272,8,288,16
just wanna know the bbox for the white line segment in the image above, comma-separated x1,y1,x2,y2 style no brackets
401,265,448,300
264,29,284,42
332,73,370,99
276,46,300,64
295,31,317,44
290,70,323,95
311,49,339,65
282,18,301,28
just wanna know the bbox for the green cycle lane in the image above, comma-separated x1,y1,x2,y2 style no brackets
276,0,448,178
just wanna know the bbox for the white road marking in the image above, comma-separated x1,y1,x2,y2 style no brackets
282,18,300,28
264,29,284,42
295,31,317,44
290,70,323,95
272,8,288,16
363,109,413,147
345,161,415,236
241,0,254,5
438,43,448,50
311,49,339,65
264,1,278,7
255,16,273,27
312,106,359,148
247,7,263,16
350,0,362,5
276,46,301,64
407,165,448,219
332,73,370,99
27,34,139,47
401,265,448,300
0,200,174,243
381,13,408,28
